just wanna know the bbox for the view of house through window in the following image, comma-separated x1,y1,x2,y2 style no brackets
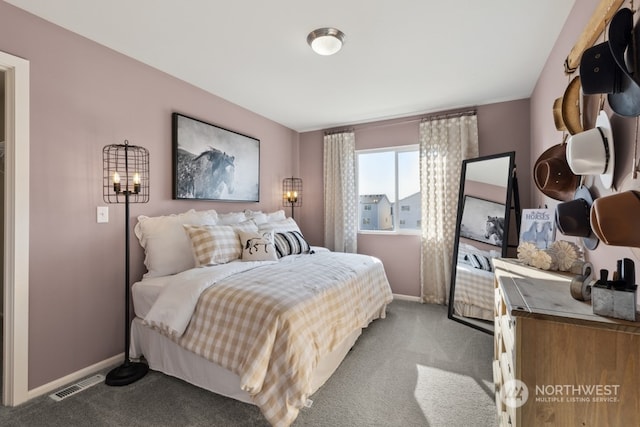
357,146,420,231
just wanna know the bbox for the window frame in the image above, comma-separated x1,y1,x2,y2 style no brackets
356,144,421,235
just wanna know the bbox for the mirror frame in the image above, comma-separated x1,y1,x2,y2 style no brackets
447,151,516,334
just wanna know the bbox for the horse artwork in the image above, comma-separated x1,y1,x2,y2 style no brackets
459,195,506,247
484,216,505,246
175,147,235,200
173,113,260,201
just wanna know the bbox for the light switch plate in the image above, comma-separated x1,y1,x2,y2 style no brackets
97,206,109,223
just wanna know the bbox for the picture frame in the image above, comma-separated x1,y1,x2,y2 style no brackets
459,195,505,247
172,113,260,202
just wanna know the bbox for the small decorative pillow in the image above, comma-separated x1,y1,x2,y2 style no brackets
183,224,241,266
273,231,310,258
238,230,278,261
466,253,492,271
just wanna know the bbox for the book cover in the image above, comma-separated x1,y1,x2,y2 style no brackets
519,209,556,249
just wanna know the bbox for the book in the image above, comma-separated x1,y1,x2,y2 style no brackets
519,209,556,249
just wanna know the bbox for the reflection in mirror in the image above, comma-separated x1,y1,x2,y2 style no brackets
448,151,518,334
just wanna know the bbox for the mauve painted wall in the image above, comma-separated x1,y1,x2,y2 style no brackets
530,0,640,276
0,2,297,389
299,100,530,298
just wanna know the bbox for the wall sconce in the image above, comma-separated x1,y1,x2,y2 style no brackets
282,177,302,219
102,140,150,386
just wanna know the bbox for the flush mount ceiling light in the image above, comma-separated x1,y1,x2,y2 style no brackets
307,27,346,56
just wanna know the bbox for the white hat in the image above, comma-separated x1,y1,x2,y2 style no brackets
566,111,615,189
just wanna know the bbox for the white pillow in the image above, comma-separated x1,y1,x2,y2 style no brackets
258,217,301,233
238,230,278,261
135,209,218,278
217,211,248,225
266,210,287,223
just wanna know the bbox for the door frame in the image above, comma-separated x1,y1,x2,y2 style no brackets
1,50,30,406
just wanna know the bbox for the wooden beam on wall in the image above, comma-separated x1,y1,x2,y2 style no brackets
564,0,625,74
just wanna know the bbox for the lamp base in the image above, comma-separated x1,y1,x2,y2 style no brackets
105,360,149,386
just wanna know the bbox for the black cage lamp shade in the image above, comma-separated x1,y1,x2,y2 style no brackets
282,177,302,219
103,141,150,203
102,140,150,386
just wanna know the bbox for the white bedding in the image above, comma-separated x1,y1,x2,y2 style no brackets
131,248,392,427
453,263,495,321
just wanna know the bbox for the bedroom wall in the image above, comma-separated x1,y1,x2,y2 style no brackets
0,2,298,390
530,0,640,278
298,99,530,298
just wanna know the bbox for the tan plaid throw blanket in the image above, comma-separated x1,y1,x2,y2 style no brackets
174,251,392,427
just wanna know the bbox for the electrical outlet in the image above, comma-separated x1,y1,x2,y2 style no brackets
97,206,109,223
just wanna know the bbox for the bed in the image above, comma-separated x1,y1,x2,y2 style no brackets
129,209,393,427
452,242,498,321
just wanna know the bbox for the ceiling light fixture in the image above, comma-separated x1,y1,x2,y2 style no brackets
307,27,346,56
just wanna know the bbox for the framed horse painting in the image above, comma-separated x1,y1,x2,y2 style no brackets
459,195,505,247
172,113,260,202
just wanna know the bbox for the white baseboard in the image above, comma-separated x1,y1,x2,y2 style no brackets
392,293,422,303
27,353,123,400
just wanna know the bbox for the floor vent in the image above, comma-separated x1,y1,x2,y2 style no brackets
49,374,105,402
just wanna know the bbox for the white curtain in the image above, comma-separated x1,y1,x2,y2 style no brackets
323,131,358,253
419,114,479,304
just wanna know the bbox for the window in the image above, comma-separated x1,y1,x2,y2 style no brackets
357,145,421,231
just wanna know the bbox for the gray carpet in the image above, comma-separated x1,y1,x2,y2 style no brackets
0,300,496,426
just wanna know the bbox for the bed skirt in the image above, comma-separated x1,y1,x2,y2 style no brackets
130,317,362,404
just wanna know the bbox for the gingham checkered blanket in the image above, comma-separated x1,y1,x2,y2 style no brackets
158,251,392,427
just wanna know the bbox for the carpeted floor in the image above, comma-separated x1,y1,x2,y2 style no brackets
0,300,496,426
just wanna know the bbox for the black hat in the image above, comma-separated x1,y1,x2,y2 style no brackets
555,185,599,250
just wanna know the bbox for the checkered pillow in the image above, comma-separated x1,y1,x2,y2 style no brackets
183,224,241,266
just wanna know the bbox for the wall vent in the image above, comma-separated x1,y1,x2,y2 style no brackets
49,374,105,402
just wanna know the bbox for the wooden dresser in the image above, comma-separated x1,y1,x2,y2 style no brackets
493,258,640,426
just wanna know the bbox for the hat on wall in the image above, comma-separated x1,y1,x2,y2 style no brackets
607,8,640,117
552,97,566,131
533,143,580,202
555,185,599,250
580,8,640,117
580,41,622,95
566,111,615,189
561,76,584,135
591,191,640,247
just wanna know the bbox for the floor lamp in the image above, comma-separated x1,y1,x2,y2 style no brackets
103,140,150,386
282,177,302,219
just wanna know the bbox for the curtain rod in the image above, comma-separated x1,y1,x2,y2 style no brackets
421,109,477,122
324,128,355,136
322,108,477,135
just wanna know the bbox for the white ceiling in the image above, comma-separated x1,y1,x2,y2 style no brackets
7,0,576,132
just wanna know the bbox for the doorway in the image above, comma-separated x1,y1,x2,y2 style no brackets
1,50,30,406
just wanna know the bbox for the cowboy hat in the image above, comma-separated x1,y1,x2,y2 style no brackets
607,8,640,117
580,8,640,117
555,185,599,250
533,143,580,202
553,77,583,134
591,191,640,247
561,76,584,135
566,111,615,189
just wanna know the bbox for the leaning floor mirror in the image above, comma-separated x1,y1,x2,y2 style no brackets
448,151,518,334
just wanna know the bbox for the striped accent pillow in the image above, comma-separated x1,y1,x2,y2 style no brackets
466,253,492,271
183,224,241,266
273,231,310,258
